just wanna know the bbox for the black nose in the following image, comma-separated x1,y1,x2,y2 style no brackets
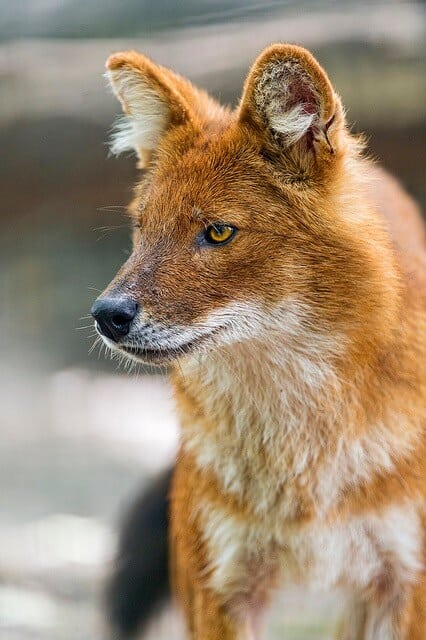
91,296,138,342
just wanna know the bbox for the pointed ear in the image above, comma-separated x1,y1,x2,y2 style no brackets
238,44,345,165
105,51,192,167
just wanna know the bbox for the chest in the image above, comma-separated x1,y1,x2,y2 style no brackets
178,347,416,522
201,501,422,597
180,390,403,523
176,346,422,602
179,348,346,517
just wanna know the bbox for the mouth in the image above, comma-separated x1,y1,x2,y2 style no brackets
113,330,219,366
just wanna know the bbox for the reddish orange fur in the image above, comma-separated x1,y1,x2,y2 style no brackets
99,45,426,638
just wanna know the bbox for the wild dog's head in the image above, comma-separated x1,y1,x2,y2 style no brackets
92,44,391,366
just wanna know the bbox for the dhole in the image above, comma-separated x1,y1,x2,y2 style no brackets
92,44,426,639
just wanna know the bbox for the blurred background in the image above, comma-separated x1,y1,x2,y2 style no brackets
1,1,425,638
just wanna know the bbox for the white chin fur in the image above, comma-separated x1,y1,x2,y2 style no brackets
98,333,118,350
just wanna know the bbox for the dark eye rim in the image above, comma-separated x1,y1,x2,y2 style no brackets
199,223,238,247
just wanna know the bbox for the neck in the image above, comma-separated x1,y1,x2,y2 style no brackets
171,293,417,519
176,288,394,432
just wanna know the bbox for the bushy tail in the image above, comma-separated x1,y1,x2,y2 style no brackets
104,467,173,638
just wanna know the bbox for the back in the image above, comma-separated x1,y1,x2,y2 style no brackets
370,166,426,281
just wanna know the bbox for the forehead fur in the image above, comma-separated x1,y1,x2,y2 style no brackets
132,121,329,233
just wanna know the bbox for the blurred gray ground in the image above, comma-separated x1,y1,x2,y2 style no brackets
0,1,425,638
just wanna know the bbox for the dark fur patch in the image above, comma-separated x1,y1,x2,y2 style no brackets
104,467,173,638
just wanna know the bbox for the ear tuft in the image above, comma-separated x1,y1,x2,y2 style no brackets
255,59,320,146
106,69,170,158
105,51,189,166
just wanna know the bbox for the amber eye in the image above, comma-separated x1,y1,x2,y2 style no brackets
203,224,237,246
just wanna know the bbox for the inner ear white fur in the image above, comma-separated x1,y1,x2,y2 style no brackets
254,59,321,147
106,68,170,158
